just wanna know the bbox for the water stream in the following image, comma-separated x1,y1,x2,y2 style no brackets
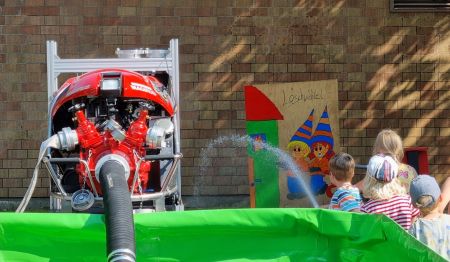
198,135,319,208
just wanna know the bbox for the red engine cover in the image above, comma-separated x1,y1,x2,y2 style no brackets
50,68,174,118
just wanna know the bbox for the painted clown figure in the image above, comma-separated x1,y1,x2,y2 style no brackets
286,109,313,199
308,106,335,196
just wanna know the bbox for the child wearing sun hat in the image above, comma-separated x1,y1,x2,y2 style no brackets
360,154,419,230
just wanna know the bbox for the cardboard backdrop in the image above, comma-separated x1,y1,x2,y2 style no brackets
245,80,340,207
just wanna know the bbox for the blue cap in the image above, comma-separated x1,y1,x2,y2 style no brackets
410,175,441,208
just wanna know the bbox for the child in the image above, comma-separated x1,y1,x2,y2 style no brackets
328,152,361,212
372,129,417,192
409,175,450,260
356,129,417,193
360,154,419,230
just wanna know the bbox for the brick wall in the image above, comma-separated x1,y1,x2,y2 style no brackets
0,0,448,199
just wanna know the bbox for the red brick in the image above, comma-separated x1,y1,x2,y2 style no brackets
254,72,274,82
22,6,60,16
20,25,40,34
3,7,20,15
231,63,251,73
197,7,214,16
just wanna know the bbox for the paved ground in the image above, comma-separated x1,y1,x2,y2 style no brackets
0,195,249,212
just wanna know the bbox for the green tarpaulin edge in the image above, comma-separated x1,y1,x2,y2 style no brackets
0,208,444,261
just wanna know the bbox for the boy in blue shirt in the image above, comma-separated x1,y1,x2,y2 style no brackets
328,152,361,212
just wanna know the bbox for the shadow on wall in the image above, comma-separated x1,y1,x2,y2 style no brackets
360,15,449,182
0,1,448,200
191,0,449,196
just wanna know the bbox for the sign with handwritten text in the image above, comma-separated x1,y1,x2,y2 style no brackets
255,80,340,207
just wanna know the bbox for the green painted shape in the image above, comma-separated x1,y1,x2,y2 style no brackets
246,120,280,207
0,209,444,261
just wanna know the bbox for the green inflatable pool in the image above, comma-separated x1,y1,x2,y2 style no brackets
0,208,443,261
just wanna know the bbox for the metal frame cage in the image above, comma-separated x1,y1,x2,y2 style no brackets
45,39,182,212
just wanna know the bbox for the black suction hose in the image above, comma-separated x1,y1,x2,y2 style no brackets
99,160,136,262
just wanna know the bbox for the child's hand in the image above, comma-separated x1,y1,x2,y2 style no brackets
439,176,450,213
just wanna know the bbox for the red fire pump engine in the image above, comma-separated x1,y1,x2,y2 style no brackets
17,39,183,262
50,69,177,200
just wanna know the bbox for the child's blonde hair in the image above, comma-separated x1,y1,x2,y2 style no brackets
363,175,407,200
373,129,403,162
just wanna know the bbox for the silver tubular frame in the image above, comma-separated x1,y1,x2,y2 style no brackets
46,39,182,211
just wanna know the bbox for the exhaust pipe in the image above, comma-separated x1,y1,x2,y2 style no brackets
99,159,136,262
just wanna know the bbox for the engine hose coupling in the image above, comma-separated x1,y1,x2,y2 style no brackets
146,118,174,149
57,127,79,151
108,249,136,262
71,189,95,211
95,154,130,182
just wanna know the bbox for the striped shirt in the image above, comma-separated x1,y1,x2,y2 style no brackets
329,186,362,212
361,195,420,230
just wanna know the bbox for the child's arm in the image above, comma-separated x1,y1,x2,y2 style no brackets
438,176,450,213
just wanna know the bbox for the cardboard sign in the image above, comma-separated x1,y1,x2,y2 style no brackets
245,80,340,207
